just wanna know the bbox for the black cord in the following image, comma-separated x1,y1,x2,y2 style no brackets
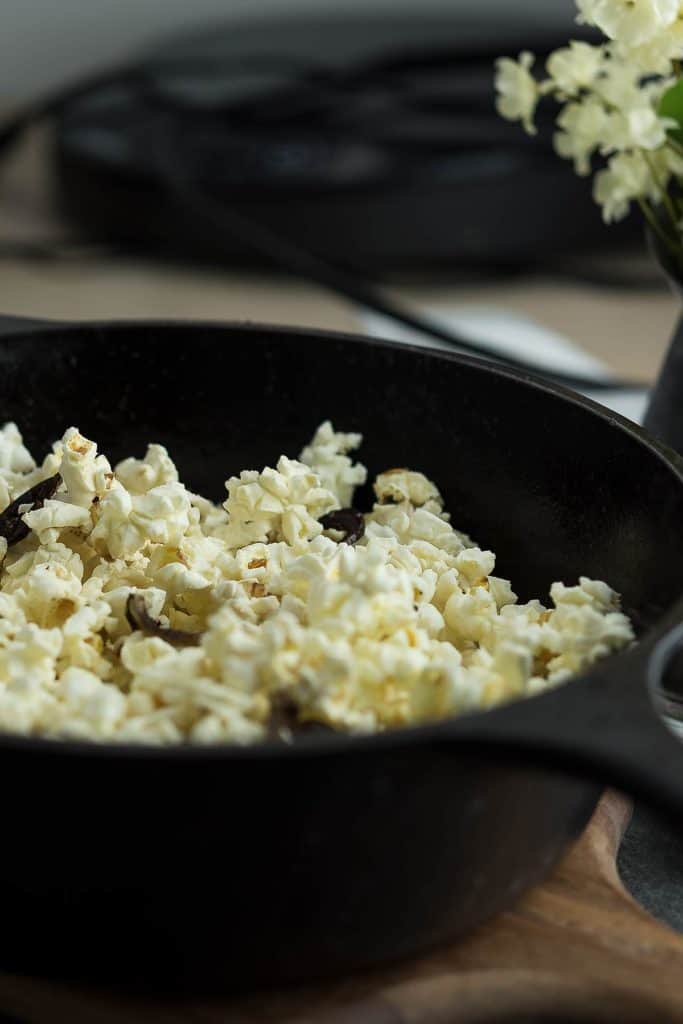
0,52,651,392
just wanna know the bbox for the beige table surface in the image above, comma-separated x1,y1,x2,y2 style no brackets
0,126,678,390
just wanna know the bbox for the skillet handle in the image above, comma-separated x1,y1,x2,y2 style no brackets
451,600,683,822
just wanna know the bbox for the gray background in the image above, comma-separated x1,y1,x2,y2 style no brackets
0,0,575,98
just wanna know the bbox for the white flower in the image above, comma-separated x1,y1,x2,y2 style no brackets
554,96,609,175
614,26,683,73
593,150,658,221
577,0,679,46
546,40,604,94
603,105,674,152
499,4,683,236
495,52,539,134
593,57,645,107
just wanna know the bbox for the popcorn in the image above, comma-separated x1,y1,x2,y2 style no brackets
0,420,634,744
90,480,193,559
299,420,367,507
115,444,178,495
0,623,62,702
22,500,91,546
374,468,444,512
222,456,337,550
0,423,35,475
59,667,127,735
59,428,114,508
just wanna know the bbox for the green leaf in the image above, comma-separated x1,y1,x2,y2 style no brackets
659,80,683,145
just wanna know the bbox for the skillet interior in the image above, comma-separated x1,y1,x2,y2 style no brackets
0,320,680,989
5,320,682,618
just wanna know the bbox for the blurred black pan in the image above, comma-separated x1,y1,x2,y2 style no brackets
0,317,680,990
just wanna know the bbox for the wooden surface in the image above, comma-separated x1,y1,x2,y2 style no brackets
2,792,683,1023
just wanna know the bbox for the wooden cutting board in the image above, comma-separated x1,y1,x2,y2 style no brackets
1,792,683,1024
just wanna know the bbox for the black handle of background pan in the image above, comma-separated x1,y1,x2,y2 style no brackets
449,596,683,822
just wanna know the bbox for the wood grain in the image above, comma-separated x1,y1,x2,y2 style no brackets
0,792,682,1023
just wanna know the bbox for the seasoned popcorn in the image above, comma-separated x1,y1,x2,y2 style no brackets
0,421,634,744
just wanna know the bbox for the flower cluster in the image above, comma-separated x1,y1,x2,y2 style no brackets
495,0,683,244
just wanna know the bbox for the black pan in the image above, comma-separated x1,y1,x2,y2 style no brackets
0,317,681,991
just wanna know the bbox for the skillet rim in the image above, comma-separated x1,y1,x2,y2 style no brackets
0,316,680,762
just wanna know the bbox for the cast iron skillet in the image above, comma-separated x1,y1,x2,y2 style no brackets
0,317,681,991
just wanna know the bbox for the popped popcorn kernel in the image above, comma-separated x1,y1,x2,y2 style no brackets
0,421,633,744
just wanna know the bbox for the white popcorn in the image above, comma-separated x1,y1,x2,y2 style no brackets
0,421,634,744
222,456,337,551
22,499,92,546
374,468,444,511
299,420,367,507
58,428,114,508
0,422,35,479
115,444,178,495
489,576,518,609
104,584,166,638
60,667,127,734
0,623,62,697
550,576,621,612
91,481,193,559
444,588,499,645
455,548,496,585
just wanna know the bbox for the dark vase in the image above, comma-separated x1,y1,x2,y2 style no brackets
643,228,683,454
